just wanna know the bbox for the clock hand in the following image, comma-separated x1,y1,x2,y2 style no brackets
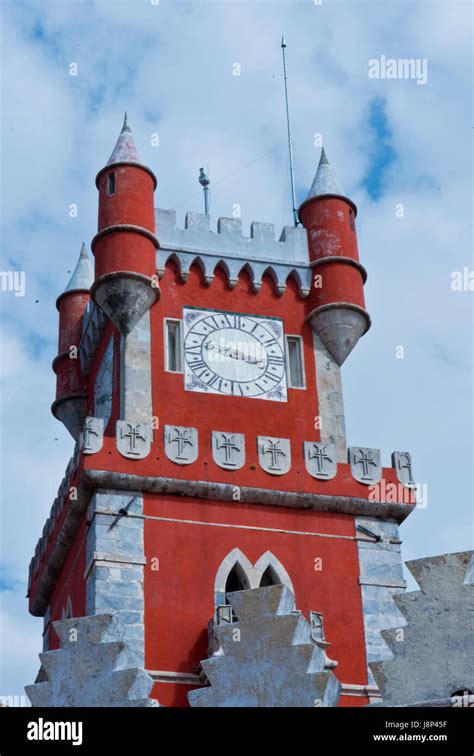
205,341,266,367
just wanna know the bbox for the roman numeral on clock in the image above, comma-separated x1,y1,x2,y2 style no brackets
190,359,208,373
207,374,222,391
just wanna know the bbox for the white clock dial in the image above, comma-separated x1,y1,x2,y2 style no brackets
183,308,287,402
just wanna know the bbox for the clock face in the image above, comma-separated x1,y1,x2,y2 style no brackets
183,307,288,402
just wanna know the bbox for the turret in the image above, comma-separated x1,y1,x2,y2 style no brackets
299,148,370,365
51,243,93,439
91,113,160,335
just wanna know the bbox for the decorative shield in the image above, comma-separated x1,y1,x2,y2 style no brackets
392,451,415,487
304,441,337,480
349,446,381,485
257,436,291,475
116,420,150,460
81,417,104,455
164,425,198,465
212,431,245,470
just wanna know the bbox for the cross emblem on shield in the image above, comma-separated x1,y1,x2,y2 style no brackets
164,425,198,465
304,441,337,480
212,431,245,470
349,446,381,484
257,436,291,475
116,420,150,459
81,417,104,455
392,451,415,487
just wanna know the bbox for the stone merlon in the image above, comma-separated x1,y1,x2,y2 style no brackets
155,208,312,297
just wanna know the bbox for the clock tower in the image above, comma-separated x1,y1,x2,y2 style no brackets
27,117,416,707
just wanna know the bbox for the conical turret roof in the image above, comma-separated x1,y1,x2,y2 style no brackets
56,243,93,310
106,112,140,166
306,147,345,200
64,242,93,293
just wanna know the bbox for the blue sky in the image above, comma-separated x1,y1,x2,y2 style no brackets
0,0,472,698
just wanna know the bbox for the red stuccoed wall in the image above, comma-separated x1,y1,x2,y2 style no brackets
47,520,88,650
150,262,322,455
141,261,375,706
143,495,368,707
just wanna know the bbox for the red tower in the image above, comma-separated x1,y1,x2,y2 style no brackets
51,243,93,439
299,147,370,365
91,112,159,335
27,120,415,708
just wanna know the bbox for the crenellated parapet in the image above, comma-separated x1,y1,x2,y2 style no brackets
155,208,312,298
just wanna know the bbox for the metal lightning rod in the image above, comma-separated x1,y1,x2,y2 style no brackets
281,36,299,227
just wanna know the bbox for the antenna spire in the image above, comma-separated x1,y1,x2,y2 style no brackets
281,36,299,227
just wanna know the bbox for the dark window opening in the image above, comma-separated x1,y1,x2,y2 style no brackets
224,565,249,621
225,565,248,597
108,172,116,196
259,565,281,587
165,320,183,373
286,336,305,388
349,208,355,231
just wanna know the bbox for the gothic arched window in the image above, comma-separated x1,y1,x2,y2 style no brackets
224,563,250,600
214,548,254,608
259,564,281,588
213,548,295,608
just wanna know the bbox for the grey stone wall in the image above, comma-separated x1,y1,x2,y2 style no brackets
85,491,146,664
312,330,347,461
370,551,474,706
356,516,406,686
119,311,153,424
188,585,340,708
42,607,50,652
26,614,157,707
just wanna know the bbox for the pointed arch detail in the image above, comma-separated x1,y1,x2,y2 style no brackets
214,548,295,606
254,551,295,594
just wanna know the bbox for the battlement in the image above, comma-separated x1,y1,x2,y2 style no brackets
155,209,312,297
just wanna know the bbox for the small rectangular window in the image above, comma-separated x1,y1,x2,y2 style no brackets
349,208,355,231
165,319,183,373
108,172,116,196
285,335,305,389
